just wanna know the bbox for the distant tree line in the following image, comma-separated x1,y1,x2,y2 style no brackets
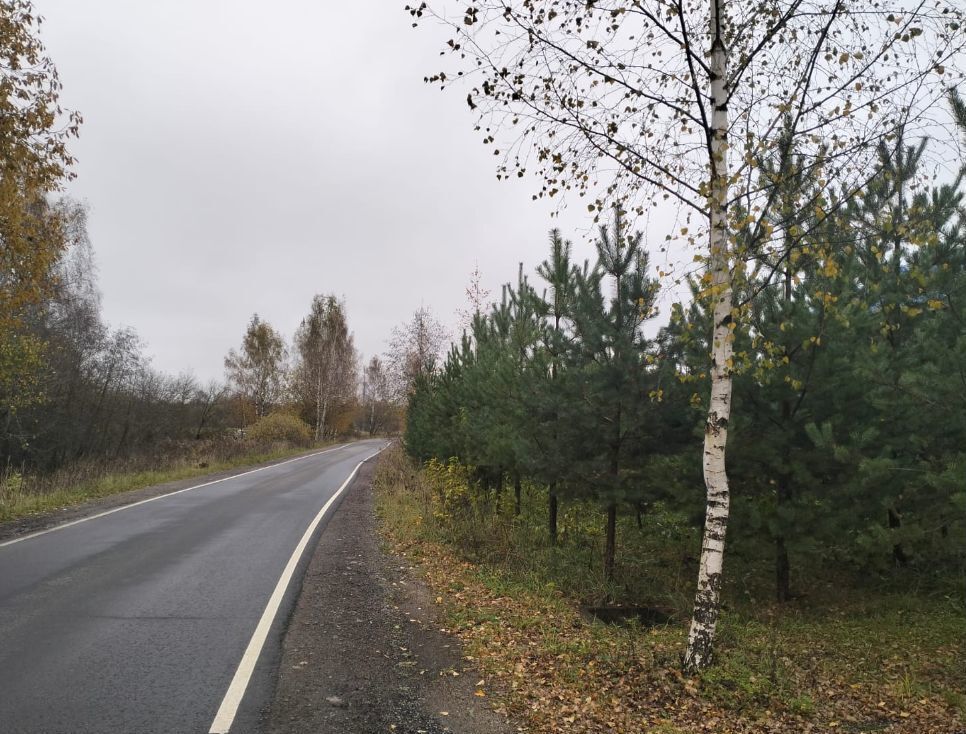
0,211,422,474
2,199,218,471
222,301,363,439
0,199,230,471
0,196,428,474
0,3,428,477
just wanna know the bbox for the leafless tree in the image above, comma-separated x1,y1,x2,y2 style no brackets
193,380,228,440
361,356,398,435
387,306,449,397
457,263,492,330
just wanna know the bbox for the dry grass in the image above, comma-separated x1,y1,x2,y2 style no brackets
0,438,333,523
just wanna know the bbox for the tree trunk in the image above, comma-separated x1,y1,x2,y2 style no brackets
549,484,558,545
888,507,909,566
514,475,522,517
549,309,562,546
318,397,328,442
604,502,617,582
315,366,324,442
115,397,135,457
684,0,734,675
85,359,116,455
776,433,792,602
196,399,212,440
776,267,793,603
776,535,791,603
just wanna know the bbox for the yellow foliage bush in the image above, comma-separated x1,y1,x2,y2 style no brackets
424,457,472,521
246,412,313,446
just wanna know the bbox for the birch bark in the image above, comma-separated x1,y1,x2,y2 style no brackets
683,0,734,674
315,354,324,442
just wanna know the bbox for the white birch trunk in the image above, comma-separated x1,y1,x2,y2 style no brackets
319,397,328,441
683,0,734,675
315,360,324,442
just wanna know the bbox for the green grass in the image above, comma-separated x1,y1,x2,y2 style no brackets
0,441,336,524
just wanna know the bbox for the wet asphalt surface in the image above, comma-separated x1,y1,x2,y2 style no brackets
0,440,386,734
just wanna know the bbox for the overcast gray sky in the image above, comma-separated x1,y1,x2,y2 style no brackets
35,1,676,382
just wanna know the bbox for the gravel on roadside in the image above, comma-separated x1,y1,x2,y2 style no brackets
265,460,514,734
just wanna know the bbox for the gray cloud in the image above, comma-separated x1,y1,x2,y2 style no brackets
37,0,672,381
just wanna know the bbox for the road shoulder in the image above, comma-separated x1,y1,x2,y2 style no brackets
266,460,513,734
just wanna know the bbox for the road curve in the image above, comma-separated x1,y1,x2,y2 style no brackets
0,439,387,734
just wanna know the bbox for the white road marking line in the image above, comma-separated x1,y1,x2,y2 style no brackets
207,442,389,734
0,444,352,549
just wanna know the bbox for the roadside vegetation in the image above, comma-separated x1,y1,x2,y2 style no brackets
0,427,330,524
384,58,966,728
410,0,966,674
375,445,965,733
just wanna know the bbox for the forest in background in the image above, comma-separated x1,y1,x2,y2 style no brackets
0,189,426,518
382,110,966,732
405,115,966,598
0,198,417,477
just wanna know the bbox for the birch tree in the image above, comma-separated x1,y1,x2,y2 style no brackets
361,356,396,435
408,0,966,671
224,314,287,421
388,307,449,396
293,295,356,441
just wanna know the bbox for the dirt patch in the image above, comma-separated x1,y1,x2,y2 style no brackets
582,605,674,626
265,461,513,734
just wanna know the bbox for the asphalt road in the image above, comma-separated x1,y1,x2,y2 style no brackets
0,439,387,734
